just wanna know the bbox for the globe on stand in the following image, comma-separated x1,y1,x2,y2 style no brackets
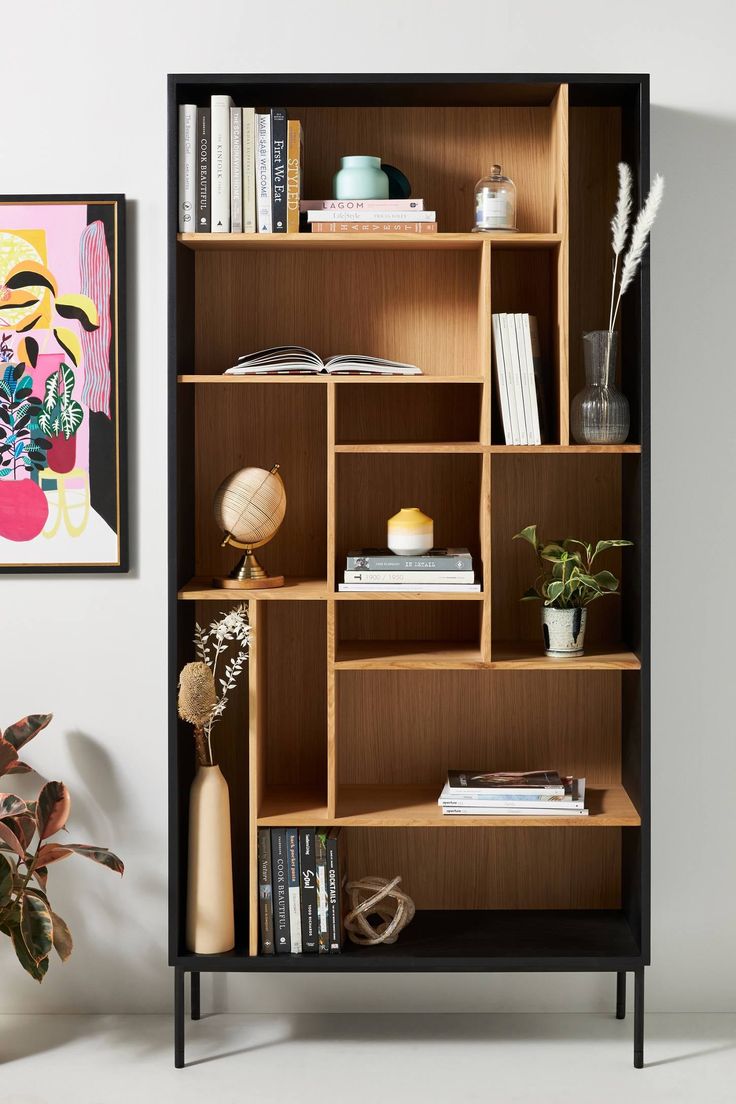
212,463,286,589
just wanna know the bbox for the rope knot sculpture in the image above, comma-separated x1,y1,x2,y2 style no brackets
344,876,416,946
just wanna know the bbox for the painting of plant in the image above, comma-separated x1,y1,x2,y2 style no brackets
0,197,126,571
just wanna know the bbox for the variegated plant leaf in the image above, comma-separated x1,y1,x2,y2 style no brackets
20,891,53,963
36,781,70,840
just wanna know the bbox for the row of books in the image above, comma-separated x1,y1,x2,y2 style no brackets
259,827,345,955
439,770,588,817
225,345,421,377
339,548,479,592
492,313,547,446
178,100,303,234
302,198,437,236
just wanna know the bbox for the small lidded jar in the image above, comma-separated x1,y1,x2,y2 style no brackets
473,164,517,231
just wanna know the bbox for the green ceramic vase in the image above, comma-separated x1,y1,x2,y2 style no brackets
333,156,389,200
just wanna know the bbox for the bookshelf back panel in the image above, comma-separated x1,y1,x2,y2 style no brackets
335,453,484,587
491,454,625,644
336,383,484,445
344,827,621,909
262,602,327,789
295,106,559,234
193,384,327,579
195,250,484,377
337,670,621,786
337,601,482,645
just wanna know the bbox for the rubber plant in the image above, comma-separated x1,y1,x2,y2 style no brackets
0,713,124,982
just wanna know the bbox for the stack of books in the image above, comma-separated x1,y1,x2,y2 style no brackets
225,346,421,377
301,198,437,236
178,101,303,234
258,827,345,955
439,770,588,816
492,313,547,445
339,548,478,592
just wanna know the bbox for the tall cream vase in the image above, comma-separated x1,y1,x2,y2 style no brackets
186,764,235,953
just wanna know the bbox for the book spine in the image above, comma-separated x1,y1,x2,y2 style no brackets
492,313,513,445
300,199,424,212
257,827,275,954
256,113,272,232
528,314,547,443
195,108,210,233
310,221,437,234
178,104,197,233
338,583,480,593
286,119,303,234
498,314,522,445
440,798,585,809
286,827,302,954
346,554,471,571
513,313,532,444
242,108,256,234
443,806,588,816
307,210,436,223
518,314,541,446
271,829,291,953
315,830,329,954
210,95,232,232
325,830,343,953
270,107,288,233
344,570,475,584
298,829,318,952
230,108,243,234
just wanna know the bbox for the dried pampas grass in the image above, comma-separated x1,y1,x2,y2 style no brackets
607,165,664,330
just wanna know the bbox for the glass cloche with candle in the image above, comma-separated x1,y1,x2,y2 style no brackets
473,164,517,232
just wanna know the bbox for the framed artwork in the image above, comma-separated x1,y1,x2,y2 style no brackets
0,195,127,572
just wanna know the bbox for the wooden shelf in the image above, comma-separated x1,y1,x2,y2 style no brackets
334,589,484,601
178,374,485,384
178,231,562,251
334,640,485,670
178,577,328,601
491,642,641,671
257,783,640,827
488,445,642,454
335,442,483,453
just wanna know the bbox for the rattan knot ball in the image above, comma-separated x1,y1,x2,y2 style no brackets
344,876,416,946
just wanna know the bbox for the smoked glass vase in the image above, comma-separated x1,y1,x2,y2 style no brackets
571,331,630,444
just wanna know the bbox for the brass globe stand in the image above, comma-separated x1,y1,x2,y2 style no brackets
216,537,285,590
212,463,286,590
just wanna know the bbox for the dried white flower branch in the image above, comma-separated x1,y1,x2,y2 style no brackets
610,171,664,330
608,162,632,332
193,603,250,762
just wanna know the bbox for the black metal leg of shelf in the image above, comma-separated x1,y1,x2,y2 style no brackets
634,966,645,1068
175,967,185,1069
616,971,626,1019
191,971,201,1021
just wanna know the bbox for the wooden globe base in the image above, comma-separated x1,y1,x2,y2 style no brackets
214,574,285,590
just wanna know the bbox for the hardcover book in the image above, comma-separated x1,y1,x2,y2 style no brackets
270,107,288,232
310,221,437,234
300,198,424,211
230,107,243,234
344,570,475,585
195,107,210,233
346,549,472,571
286,120,303,234
226,346,420,377
256,112,272,232
242,107,256,233
439,777,584,808
315,830,329,954
307,210,436,223
270,828,291,953
210,94,233,232
178,104,196,232
325,828,345,953
447,770,565,796
339,583,480,592
298,828,318,953
257,827,275,954
286,828,302,953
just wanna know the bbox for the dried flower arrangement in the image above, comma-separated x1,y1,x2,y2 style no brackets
608,163,664,331
178,605,250,766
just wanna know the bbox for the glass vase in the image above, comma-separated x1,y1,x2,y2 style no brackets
571,331,630,444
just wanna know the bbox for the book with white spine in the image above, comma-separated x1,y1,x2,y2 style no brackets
210,95,233,232
498,314,523,444
178,104,196,232
230,107,243,234
344,570,475,585
515,313,539,445
301,199,424,212
338,583,480,593
286,828,302,954
491,313,512,444
242,108,256,233
256,113,272,232
443,805,588,816
307,210,436,223
519,314,542,445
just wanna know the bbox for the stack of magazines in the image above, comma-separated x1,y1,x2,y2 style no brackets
302,198,436,235
439,770,588,816
225,346,421,377
339,548,478,592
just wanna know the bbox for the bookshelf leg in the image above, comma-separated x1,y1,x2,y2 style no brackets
191,971,201,1021
616,971,626,1019
634,966,644,1068
174,968,185,1068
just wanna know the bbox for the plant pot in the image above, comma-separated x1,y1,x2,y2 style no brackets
387,506,434,557
186,764,235,954
47,433,76,475
0,478,48,541
542,606,587,658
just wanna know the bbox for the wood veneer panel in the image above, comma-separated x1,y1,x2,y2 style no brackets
195,250,483,377
337,601,481,648
491,454,623,644
336,383,483,445
344,827,620,909
194,384,326,579
337,670,620,786
295,106,558,233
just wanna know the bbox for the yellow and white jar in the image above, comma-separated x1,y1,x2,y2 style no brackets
387,507,434,557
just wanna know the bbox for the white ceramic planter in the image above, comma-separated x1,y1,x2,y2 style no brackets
387,507,433,557
542,606,587,658
186,764,235,953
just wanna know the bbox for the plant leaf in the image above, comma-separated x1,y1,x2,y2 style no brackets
52,327,82,368
54,294,99,331
11,921,49,982
10,813,37,851
545,580,565,604
520,587,541,601
36,781,71,839
64,844,124,875
51,909,73,961
539,543,568,563
0,793,27,819
0,738,20,776
0,820,25,860
0,852,13,904
513,525,538,548
594,570,619,591
5,760,32,774
20,891,53,963
33,865,48,892
4,260,58,296
36,843,72,866
3,713,52,752
591,538,633,563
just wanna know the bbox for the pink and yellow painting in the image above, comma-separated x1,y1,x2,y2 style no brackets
0,197,126,571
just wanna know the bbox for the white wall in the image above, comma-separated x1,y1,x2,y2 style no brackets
3,0,734,1013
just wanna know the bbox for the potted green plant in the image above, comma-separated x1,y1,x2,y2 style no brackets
38,362,84,474
0,713,123,981
0,362,52,541
513,525,632,657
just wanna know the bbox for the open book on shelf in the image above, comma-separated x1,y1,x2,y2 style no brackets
225,346,422,376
